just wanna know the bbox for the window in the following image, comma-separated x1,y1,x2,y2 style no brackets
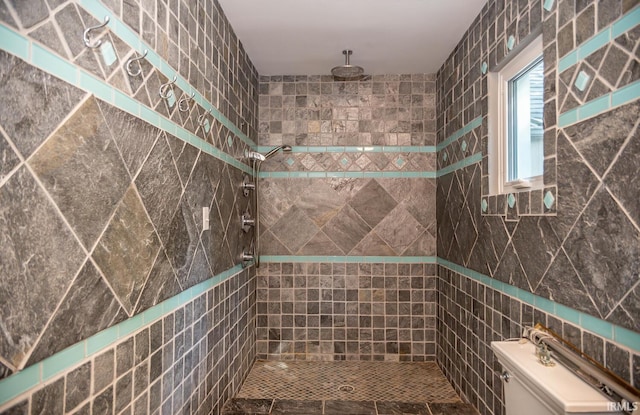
488,36,544,194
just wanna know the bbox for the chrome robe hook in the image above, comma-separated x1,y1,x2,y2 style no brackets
126,49,148,77
198,108,213,127
159,76,177,99
83,16,110,49
178,92,195,112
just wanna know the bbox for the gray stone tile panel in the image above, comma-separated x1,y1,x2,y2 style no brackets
535,249,600,316
511,217,561,289
564,101,639,177
29,97,130,249
135,249,181,314
0,51,86,159
97,100,161,179
27,21,68,59
65,361,91,413
564,187,640,317
0,166,85,368
0,130,20,183
6,0,48,28
26,260,125,365
92,186,161,314
604,108,640,228
349,179,398,228
322,205,371,254
32,377,64,414
271,206,319,254
134,134,183,240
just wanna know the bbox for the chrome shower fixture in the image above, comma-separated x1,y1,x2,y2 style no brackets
264,144,292,159
331,49,365,80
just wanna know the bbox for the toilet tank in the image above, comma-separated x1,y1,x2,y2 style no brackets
491,340,623,415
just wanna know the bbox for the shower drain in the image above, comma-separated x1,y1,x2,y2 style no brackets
338,385,355,393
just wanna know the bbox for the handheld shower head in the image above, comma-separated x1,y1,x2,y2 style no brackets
246,151,266,162
263,145,292,160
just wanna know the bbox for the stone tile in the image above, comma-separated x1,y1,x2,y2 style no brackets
605,116,639,227
564,102,638,177
0,51,86,158
6,0,48,28
29,97,130,249
65,361,91,412
0,361,13,380
324,400,377,414
271,206,319,254
222,398,273,414
28,21,68,59
511,217,561,289
564,187,640,317
202,200,234,274
0,167,84,367
322,205,371,254
166,134,200,188
134,134,183,240
403,230,436,257
135,249,181,314
259,229,291,255
271,399,323,414
92,385,114,415
350,232,396,256
535,249,600,316
32,377,64,414
403,179,437,231
98,101,161,178
92,186,161,314
54,4,86,58
606,283,639,332
376,401,430,414
375,206,424,255
0,1,17,28
429,402,479,415
258,179,295,228
554,133,599,240
0,130,20,182
297,180,346,227
216,164,237,232
183,241,214,288
163,201,200,282
94,349,115,394
298,230,344,256
349,179,397,228
181,152,222,235
26,261,125,365
2,400,27,414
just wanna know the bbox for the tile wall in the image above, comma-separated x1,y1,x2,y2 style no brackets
0,0,260,412
256,262,437,362
2,268,256,414
255,75,439,360
435,0,639,413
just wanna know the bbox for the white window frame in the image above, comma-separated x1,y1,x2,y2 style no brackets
488,35,544,195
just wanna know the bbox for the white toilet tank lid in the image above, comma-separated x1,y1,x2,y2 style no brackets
491,340,619,413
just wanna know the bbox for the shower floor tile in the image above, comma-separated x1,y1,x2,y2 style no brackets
236,360,461,403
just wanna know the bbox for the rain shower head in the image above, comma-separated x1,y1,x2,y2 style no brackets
331,50,364,80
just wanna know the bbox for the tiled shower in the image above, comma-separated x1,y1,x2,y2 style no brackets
0,0,638,415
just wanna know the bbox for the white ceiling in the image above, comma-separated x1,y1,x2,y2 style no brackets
217,0,487,76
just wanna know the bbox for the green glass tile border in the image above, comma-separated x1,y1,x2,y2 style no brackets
558,79,640,127
0,23,252,176
558,5,638,72
260,255,437,264
0,23,28,60
78,0,256,148
436,117,483,151
437,152,483,177
0,264,244,407
254,145,437,154
258,171,437,179
437,258,640,352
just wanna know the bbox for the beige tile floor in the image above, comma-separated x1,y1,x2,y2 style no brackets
237,360,461,403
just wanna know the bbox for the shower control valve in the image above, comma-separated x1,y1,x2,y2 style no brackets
241,212,255,232
500,371,511,382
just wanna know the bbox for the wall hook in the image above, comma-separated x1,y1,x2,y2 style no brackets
126,49,148,77
83,16,110,49
198,108,213,127
178,92,195,112
159,76,177,99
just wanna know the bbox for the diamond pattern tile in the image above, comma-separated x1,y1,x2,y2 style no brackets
237,361,460,403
